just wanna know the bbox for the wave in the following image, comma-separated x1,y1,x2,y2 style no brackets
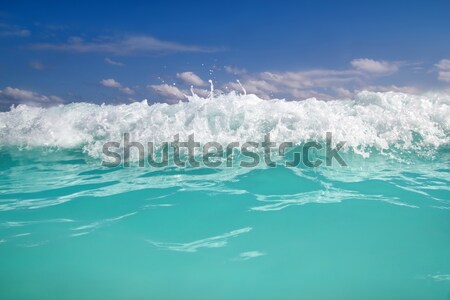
0,91,449,159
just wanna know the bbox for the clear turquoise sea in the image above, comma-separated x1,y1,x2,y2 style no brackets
0,91,449,299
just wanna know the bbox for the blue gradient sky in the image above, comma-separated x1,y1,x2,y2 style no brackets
1,0,450,109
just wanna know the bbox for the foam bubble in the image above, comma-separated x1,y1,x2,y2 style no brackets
0,91,448,159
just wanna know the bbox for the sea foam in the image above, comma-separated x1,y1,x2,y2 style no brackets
0,91,448,159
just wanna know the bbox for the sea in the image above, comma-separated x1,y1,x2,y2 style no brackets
0,91,449,299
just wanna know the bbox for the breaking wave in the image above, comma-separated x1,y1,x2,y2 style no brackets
0,91,448,159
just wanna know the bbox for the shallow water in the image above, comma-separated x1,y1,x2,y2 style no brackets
0,148,449,300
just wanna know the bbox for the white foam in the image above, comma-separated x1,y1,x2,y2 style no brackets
0,91,448,159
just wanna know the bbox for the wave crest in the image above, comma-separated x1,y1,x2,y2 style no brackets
0,91,448,158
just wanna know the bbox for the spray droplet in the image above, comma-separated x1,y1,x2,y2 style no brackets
208,80,214,98
237,80,246,95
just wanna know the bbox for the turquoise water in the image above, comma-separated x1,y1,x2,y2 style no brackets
0,148,449,299
0,92,450,299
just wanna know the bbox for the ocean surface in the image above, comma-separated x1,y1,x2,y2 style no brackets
0,91,449,299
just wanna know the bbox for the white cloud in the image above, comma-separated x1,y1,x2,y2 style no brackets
31,35,218,55
435,59,450,70
220,58,413,100
438,71,450,82
0,87,64,109
176,71,206,86
261,69,359,89
227,79,277,99
150,84,186,102
224,65,247,75
100,78,134,95
104,57,125,66
153,58,422,103
334,87,353,98
225,68,361,100
351,58,399,74
0,23,30,37
289,89,334,100
191,87,210,97
357,85,420,94
101,79,122,89
435,59,450,82
29,61,45,70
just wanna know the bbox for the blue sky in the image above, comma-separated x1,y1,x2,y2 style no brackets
1,0,450,109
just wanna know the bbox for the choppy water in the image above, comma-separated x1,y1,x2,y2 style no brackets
0,91,449,299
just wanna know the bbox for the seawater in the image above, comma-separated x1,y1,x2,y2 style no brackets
0,91,449,299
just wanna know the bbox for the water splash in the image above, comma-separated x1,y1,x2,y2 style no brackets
0,91,448,160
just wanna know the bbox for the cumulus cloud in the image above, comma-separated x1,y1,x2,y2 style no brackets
191,87,210,97
261,69,360,89
351,58,399,74
100,78,134,95
224,65,247,75
334,87,353,98
220,58,410,100
224,68,362,100
104,57,125,66
435,59,450,70
227,79,277,99
149,84,186,102
438,72,450,82
31,35,218,55
0,87,64,110
435,59,450,82
357,85,420,94
0,23,30,37
150,58,418,103
176,71,206,86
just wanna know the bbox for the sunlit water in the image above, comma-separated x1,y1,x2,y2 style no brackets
0,91,449,299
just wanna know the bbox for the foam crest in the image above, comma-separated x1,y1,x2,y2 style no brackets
0,91,448,158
